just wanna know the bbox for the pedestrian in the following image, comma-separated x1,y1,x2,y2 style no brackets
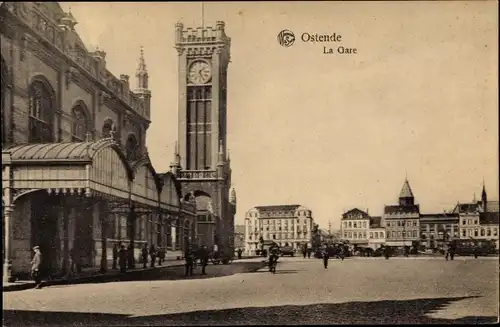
307,247,312,259
199,245,209,275
157,247,165,266
339,245,345,261
70,247,81,274
118,245,127,273
237,248,243,260
322,244,329,269
404,246,409,258
184,244,194,277
444,242,450,261
384,246,390,259
141,244,149,268
31,246,43,289
149,244,157,268
112,243,119,270
449,244,455,261
302,245,307,259
127,244,135,269
213,244,219,261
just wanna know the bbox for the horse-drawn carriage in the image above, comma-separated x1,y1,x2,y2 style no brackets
208,246,234,265
192,244,235,266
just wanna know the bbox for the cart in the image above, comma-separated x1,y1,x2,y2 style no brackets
209,246,234,265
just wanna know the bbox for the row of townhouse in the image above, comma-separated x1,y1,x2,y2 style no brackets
340,179,499,250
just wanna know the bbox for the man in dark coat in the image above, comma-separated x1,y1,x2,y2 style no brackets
322,244,330,269
127,244,135,269
339,245,345,261
31,246,43,289
149,245,157,268
198,245,209,275
384,246,390,259
449,242,456,261
157,247,165,266
112,243,119,270
184,244,195,277
118,245,127,273
141,244,149,268
237,248,243,260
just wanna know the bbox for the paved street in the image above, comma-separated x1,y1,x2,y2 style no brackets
3,257,498,325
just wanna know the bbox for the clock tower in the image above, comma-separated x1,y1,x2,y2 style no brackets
172,21,236,250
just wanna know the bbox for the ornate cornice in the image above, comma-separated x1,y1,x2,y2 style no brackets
175,47,185,56
4,3,150,124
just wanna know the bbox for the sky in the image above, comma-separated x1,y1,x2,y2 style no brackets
60,1,498,230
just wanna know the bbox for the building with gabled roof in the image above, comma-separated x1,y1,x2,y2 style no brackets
452,182,499,249
383,178,421,247
340,208,371,246
419,212,459,249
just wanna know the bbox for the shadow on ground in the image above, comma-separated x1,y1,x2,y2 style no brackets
254,269,299,274
27,261,267,289
3,296,497,326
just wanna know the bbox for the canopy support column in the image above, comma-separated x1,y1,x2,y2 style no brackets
3,205,15,283
127,203,136,269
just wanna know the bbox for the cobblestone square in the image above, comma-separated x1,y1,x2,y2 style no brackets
3,257,498,325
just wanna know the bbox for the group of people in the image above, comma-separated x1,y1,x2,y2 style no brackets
302,246,313,259
444,241,457,260
112,243,167,273
184,244,210,277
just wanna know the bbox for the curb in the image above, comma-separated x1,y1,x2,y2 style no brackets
2,262,185,292
2,259,262,292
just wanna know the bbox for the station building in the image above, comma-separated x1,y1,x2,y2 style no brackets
1,2,197,281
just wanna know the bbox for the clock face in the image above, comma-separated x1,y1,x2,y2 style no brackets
188,61,212,84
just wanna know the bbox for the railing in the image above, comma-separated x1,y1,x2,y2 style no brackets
178,170,218,180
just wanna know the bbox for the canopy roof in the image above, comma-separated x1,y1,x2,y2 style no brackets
4,140,126,162
2,140,192,214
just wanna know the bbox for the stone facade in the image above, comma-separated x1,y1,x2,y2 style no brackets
340,208,370,246
337,179,499,251
169,21,236,251
234,224,245,250
452,186,499,249
1,3,196,281
383,179,420,247
420,213,459,249
244,205,314,255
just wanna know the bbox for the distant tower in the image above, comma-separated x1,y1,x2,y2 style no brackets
135,46,151,118
169,141,182,176
481,180,487,212
399,178,415,206
174,21,233,249
230,187,237,206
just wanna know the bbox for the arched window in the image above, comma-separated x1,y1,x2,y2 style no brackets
71,104,89,142
101,120,117,139
28,80,54,143
125,134,139,161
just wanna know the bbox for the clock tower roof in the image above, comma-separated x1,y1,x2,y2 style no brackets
174,21,230,46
